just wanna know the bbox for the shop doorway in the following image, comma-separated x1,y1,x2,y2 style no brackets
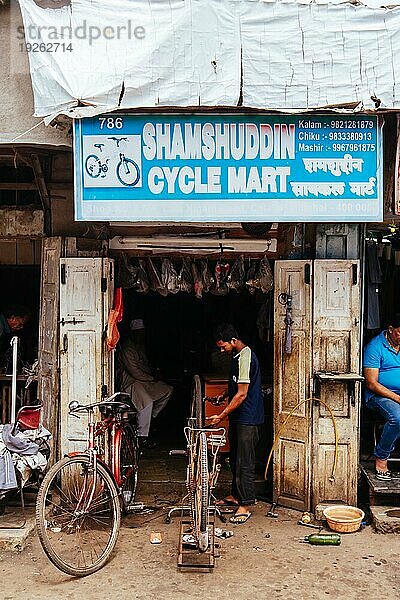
0,263,40,422
115,254,275,498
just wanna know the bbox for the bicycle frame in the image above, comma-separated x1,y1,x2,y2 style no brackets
67,393,136,501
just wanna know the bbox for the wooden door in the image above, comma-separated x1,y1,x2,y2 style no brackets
38,237,62,463
59,258,113,455
312,260,361,507
273,260,313,511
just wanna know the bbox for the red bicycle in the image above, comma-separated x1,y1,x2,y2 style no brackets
35,392,138,577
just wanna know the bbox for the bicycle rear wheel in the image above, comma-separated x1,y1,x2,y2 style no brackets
114,422,139,511
194,432,209,551
36,455,121,577
190,374,203,429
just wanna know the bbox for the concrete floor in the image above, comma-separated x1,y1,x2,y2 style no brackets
0,447,399,599
0,490,399,600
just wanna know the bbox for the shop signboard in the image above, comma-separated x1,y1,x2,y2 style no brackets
74,114,383,222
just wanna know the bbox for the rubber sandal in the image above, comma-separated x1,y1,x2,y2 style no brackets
375,469,392,481
229,512,251,524
216,497,239,507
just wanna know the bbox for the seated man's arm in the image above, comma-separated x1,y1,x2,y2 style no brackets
364,367,400,404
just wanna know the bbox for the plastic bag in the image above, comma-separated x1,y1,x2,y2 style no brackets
256,257,274,293
147,258,168,296
161,258,179,294
245,260,258,295
192,261,203,299
178,258,193,293
117,253,138,289
135,259,150,293
227,256,245,292
200,260,214,293
210,261,230,296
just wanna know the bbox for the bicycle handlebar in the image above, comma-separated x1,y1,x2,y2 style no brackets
68,392,130,414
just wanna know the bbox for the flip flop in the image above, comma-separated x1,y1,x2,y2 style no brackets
216,497,240,507
375,469,392,481
229,512,251,524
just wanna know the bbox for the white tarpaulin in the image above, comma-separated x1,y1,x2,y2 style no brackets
16,0,400,119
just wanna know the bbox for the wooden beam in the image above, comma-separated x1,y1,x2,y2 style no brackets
0,183,37,190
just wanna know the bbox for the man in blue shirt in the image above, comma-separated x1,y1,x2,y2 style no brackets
207,324,264,524
363,314,400,480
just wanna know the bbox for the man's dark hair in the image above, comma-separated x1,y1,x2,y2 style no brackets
215,323,239,342
2,305,31,320
388,313,400,329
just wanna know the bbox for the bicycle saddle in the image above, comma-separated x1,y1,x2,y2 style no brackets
99,398,136,415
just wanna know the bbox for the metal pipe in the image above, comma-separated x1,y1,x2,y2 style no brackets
10,336,19,423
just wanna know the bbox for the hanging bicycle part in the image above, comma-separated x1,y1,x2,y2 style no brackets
278,275,293,355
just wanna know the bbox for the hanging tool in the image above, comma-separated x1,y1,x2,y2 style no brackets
278,276,293,355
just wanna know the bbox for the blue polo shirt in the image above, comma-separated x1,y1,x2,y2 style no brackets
363,331,400,401
228,346,264,425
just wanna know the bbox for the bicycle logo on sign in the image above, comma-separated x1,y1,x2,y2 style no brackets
84,136,141,187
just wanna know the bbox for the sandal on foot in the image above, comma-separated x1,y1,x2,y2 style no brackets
229,512,251,524
216,497,239,507
375,469,392,481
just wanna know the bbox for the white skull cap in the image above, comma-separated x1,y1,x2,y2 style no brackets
130,319,145,330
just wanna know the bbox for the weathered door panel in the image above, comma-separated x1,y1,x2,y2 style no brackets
59,258,113,455
312,260,361,507
38,237,62,463
274,260,312,511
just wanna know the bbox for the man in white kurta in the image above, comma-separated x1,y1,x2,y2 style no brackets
116,320,173,444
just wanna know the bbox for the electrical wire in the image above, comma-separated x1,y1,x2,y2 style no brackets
264,397,339,483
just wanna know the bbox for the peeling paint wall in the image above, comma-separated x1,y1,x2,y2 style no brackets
0,3,70,144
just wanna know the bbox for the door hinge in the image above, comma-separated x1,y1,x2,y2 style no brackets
60,263,66,284
59,318,85,326
62,334,68,353
352,263,358,285
101,277,107,293
304,263,311,285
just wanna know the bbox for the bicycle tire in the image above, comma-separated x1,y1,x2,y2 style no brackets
36,455,121,577
85,154,102,178
195,432,209,552
114,422,139,511
190,374,203,429
116,157,140,186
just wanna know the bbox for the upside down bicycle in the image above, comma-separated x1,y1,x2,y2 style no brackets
169,375,226,563
35,392,139,577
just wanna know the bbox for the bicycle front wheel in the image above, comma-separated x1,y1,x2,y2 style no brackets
194,432,209,551
36,455,121,577
116,158,140,186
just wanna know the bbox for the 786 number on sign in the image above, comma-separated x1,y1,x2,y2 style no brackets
98,117,123,130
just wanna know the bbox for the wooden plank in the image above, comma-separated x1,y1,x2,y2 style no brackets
273,260,312,511
311,260,361,508
16,239,35,265
38,237,62,464
0,183,37,190
0,240,17,264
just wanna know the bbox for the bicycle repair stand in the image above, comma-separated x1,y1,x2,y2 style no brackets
178,511,218,569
